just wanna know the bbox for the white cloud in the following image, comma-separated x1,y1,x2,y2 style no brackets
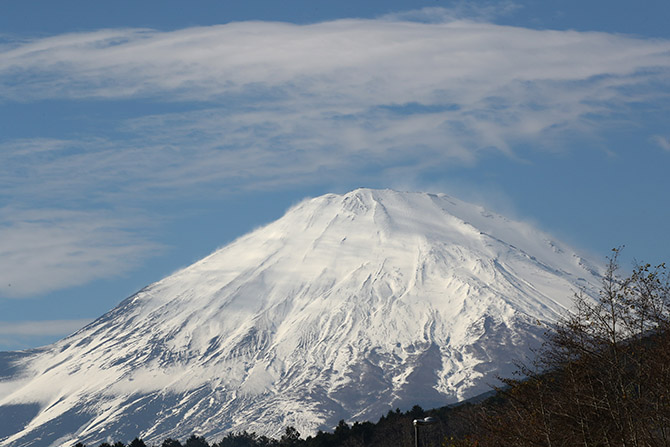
0,208,163,298
1,16,668,162
0,319,93,351
1,15,667,180
381,3,521,23
652,135,670,151
0,319,92,336
1,15,668,104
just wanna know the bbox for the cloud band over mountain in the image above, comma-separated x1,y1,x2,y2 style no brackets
1,8,669,301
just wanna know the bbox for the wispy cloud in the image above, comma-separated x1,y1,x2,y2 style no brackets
0,319,91,336
2,15,668,179
1,15,669,104
381,3,522,23
0,319,92,351
651,135,670,151
0,208,163,298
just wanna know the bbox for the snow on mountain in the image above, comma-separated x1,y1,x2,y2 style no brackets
0,189,602,446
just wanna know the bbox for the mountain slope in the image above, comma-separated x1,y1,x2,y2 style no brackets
0,189,601,446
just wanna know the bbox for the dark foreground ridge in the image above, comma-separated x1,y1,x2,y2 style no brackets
71,400,482,447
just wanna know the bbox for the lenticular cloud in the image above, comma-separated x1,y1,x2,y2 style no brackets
3,12,669,182
2,13,669,107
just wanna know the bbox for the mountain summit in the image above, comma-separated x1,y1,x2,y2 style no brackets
0,189,601,446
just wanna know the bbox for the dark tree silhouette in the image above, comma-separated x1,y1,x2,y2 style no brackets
128,438,147,447
185,434,210,447
279,426,301,446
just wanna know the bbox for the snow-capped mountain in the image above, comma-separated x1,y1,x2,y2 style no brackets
0,189,602,446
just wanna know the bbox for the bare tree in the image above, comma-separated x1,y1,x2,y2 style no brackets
479,249,670,447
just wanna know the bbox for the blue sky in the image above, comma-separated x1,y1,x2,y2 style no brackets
1,0,669,351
